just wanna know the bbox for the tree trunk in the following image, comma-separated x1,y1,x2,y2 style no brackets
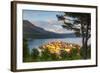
85,23,89,59
82,23,89,59
81,23,86,59
83,38,87,59
81,23,88,59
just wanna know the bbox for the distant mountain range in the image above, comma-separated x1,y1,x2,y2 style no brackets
23,20,77,38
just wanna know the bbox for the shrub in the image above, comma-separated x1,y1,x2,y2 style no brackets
31,48,39,61
23,38,30,62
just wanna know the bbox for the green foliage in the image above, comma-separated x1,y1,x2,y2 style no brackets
31,48,39,60
70,48,82,60
28,48,82,62
60,50,70,60
87,48,91,59
23,38,30,59
80,47,91,59
39,49,52,61
71,48,78,55
60,48,82,60
39,49,60,61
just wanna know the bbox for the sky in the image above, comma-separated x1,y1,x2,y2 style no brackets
23,10,64,22
22,10,75,34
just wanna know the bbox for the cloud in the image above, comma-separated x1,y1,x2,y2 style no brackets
32,20,75,34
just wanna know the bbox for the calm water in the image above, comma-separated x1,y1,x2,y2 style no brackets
27,38,84,52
